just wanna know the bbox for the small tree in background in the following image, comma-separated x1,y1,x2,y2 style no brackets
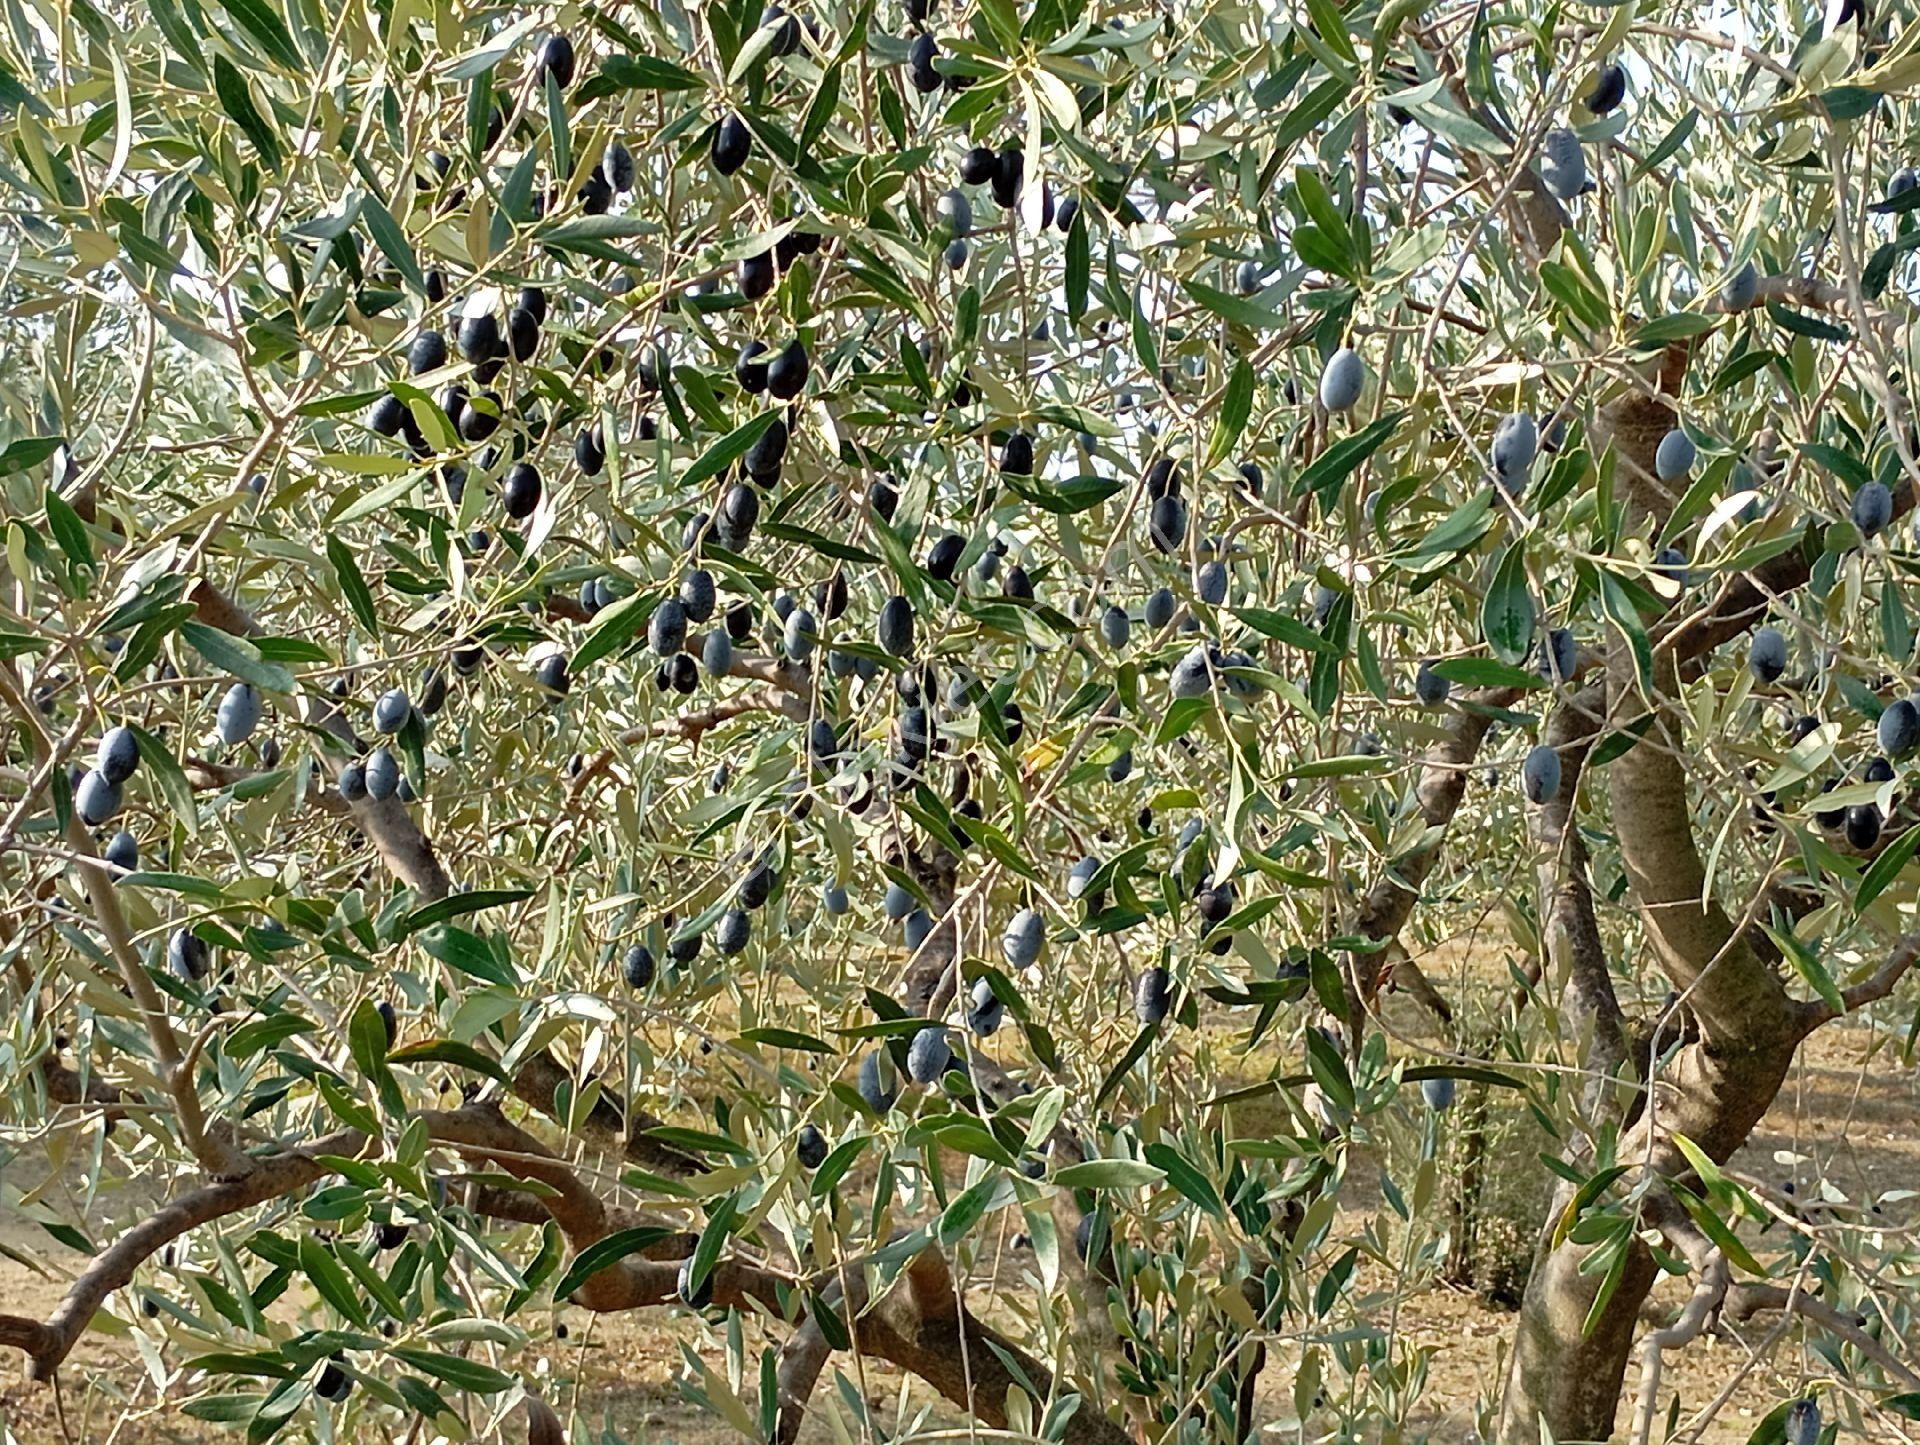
2,0,1919,1441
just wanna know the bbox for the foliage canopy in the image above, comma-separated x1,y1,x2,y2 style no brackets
4,0,1920,1440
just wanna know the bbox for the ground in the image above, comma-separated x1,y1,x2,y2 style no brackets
4,946,1917,1445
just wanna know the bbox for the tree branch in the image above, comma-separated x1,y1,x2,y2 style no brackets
1723,1283,1920,1390
0,1126,364,1380
1629,1248,1729,1445
1535,684,1629,1117
0,662,252,1180
1795,932,1920,1034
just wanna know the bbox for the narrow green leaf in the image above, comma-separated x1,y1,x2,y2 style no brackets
1141,1142,1223,1217
1065,208,1089,324
326,536,379,637
938,1174,1002,1246
548,1226,676,1304
1206,356,1254,467
1130,287,1157,375
682,411,780,490
401,888,536,935
1052,1158,1166,1189
298,1236,369,1327
128,722,199,836
1294,412,1404,506
216,0,306,71
1857,823,1920,911
386,1038,512,1084
1480,543,1534,665
359,192,425,295
211,56,283,169
388,1348,515,1395
179,621,297,693
684,1194,738,1299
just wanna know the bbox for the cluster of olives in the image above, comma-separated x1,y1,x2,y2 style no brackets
73,725,138,830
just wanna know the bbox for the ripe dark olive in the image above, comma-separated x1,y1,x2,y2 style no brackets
577,172,613,214
909,32,940,92
720,482,760,538
870,476,899,520
927,532,965,581
104,829,138,872
316,1361,351,1402
991,147,1024,207
726,602,755,641
458,312,501,364
503,463,541,519
744,417,789,481
816,571,848,620
735,340,770,393
535,32,576,89
762,4,802,53
1000,699,1025,744
1003,565,1033,601
168,928,209,981
368,394,406,437
1846,803,1883,850
712,114,752,176
796,1123,828,1169
1587,61,1627,115
97,726,140,785
458,394,501,442
741,857,776,909
1196,882,1234,924
1001,431,1034,474
739,250,775,299
575,426,605,476
766,339,809,400
407,330,448,375
878,594,914,655
622,944,656,988
534,653,571,696
517,285,549,325
774,229,820,268
507,305,539,361
960,145,996,184
681,569,717,622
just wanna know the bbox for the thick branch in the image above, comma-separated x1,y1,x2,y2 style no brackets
1724,1284,1920,1390
507,1050,703,1177
1535,685,1629,1115
1354,687,1521,949
1629,1249,1729,1445
0,1127,363,1380
1796,933,1920,1034
184,758,350,815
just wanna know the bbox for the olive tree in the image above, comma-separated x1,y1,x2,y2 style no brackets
3,0,1919,1440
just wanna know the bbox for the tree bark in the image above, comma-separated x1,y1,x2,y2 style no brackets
1497,379,1810,1445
